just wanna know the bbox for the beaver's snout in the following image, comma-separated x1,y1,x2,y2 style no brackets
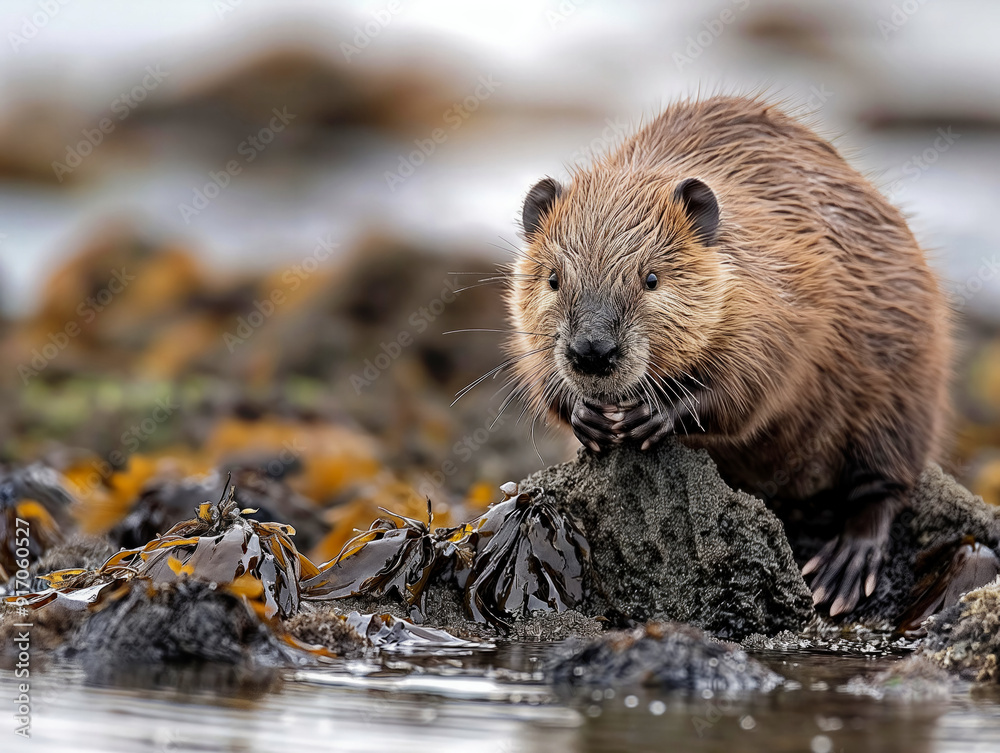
567,337,619,376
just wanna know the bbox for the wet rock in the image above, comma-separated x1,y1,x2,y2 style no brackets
866,656,955,701
549,622,782,693
783,463,1000,625
283,604,368,657
497,608,604,643
64,579,292,687
917,577,1000,683
911,464,1000,550
740,629,803,652
0,596,86,668
521,441,814,639
744,617,917,658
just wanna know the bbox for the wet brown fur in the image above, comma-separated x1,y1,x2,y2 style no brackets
506,95,951,507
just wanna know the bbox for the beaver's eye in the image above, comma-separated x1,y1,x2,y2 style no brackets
548,271,559,291
644,272,658,290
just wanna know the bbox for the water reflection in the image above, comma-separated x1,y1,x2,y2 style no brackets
4,649,1000,753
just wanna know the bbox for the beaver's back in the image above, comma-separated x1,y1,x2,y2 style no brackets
611,96,951,495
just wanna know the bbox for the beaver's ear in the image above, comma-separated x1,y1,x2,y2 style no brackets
673,177,720,246
522,178,563,238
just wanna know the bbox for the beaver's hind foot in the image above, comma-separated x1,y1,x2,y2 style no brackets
803,492,907,617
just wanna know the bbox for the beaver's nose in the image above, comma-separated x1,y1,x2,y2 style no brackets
567,337,619,376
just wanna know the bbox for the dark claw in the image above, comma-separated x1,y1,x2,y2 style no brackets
610,402,652,433
571,393,697,452
570,399,621,452
620,406,677,450
803,496,902,617
804,535,882,616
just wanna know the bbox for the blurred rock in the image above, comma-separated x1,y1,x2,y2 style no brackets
846,655,954,701
66,579,292,686
1,226,566,502
136,45,473,148
0,31,480,184
917,577,1000,683
549,621,782,693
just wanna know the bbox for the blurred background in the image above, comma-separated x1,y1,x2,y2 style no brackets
1,0,999,559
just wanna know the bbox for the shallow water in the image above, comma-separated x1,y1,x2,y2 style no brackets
5,644,1000,753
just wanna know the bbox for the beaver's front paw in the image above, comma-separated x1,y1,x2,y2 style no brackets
609,400,677,450
570,399,623,453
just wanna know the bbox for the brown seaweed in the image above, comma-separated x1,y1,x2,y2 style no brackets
343,611,473,651
9,482,320,621
899,536,1000,636
301,485,592,630
300,502,468,621
462,484,591,629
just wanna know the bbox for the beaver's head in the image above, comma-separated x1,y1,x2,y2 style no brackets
506,169,733,417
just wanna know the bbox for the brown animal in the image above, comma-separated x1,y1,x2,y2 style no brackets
505,95,951,617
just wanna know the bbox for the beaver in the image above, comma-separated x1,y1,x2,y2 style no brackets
505,95,952,617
